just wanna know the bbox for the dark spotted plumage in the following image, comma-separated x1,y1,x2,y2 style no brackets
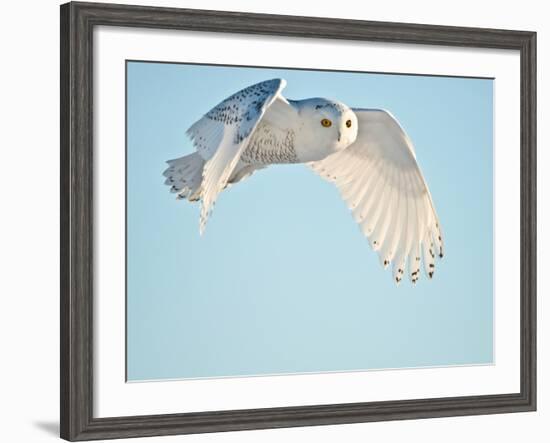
205,79,282,145
240,123,298,164
313,102,348,114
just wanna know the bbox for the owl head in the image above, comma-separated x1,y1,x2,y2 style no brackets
295,98,358,161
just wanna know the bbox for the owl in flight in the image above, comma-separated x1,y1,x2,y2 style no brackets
164,79,443,284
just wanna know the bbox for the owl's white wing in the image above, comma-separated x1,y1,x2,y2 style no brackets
186,78,291,233
309,109,443,284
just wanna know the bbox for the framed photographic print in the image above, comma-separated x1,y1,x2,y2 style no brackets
60,1,536,441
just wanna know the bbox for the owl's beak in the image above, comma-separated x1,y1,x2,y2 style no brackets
337,131,342,142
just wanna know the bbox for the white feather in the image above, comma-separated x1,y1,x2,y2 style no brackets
176,79,289,233
310,109,443,284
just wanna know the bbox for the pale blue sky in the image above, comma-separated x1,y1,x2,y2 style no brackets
126,61,494,381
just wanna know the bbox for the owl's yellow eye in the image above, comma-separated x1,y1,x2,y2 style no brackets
346,119,352,128
321,118,332,128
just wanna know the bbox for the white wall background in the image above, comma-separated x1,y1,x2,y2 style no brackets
0,0,546,441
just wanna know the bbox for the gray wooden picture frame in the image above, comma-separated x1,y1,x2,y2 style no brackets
60,1,537,441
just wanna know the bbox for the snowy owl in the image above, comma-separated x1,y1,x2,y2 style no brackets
163,79,443,284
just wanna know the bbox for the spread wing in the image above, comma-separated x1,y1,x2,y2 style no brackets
309,109,443,284
186,78,290,233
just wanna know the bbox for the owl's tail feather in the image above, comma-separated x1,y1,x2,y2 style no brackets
163,152,205,202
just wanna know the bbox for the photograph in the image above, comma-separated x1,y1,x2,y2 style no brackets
0,0,542,441
126,61,494,381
